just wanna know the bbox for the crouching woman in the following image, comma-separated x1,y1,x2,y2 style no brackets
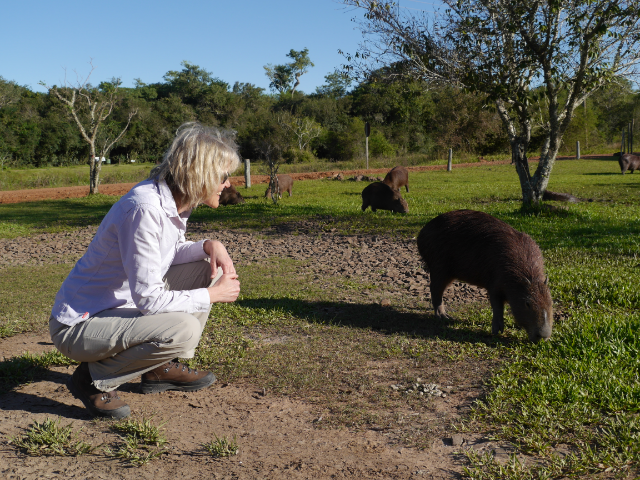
49,123,241,419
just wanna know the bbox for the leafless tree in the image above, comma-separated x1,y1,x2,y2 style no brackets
342,0,640,207
41,61,137,194
277,113,323,151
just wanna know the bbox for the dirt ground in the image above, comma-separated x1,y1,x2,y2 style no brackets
0,159,593,479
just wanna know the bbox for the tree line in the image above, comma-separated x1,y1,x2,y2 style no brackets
0,59,638,170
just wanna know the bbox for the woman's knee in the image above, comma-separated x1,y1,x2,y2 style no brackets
162,312,202,349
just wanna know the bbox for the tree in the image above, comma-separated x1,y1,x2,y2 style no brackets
342,0,640,206
277,112,323,151
315,70,353,98
42,62,137,194
0,77,22,109
264,48,314,96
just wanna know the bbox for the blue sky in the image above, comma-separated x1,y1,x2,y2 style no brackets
0,0,364,94
1,0,439,95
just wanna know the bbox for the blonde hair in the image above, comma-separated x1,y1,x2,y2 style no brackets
149,122,241,209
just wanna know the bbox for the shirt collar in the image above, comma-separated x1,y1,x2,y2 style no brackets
156,178,193,220
157,179,180,218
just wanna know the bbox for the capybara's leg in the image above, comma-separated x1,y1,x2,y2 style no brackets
489,293,505,335
405,184,409,193
288,188,292,196
361,199,369,211
429,275,450,318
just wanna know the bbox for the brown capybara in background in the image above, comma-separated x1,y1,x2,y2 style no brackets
383,166,409,192
264,174,294,199
361,182,408,213
543,191,580,203
417,210,553,342
219,185,245,205
619,153,640,174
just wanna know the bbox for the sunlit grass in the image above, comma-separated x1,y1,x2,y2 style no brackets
1,157,639,477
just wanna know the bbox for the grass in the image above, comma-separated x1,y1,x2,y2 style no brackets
203,434,239,458
0,163,153,191
0,350,76,393
10,417,96,456
1,157,639,477
105,416,168,467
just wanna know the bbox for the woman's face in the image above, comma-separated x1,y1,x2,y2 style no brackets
203,174,231,209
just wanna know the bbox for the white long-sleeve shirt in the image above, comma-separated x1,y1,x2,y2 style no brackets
51,178,211,326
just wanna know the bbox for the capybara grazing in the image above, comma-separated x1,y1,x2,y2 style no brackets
361,182,408,213
383,166,409,192
264,174,294,199
219,185,245,205
619,153,640,174
417,210,553,342
543,190,580,203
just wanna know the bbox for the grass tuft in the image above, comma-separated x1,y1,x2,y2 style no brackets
10,417,97,457
105,416,168,467
203,434,239,458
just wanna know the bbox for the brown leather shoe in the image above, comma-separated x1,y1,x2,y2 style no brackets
140,360,216,394
67,362,130,419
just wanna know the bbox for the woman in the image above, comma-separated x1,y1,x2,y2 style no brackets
50,123,241,419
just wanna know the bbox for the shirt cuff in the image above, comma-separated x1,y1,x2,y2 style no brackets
192,287,211,312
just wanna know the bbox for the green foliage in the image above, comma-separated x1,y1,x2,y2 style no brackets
105,417,168,467
10,418,96,457
203,434,239,458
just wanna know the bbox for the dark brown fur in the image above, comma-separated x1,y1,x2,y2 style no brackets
383,166,409,192
619,154,640,174
219,185,245,205
264,174,294,198
417,210,553,342
361,182,409,213
543,191,580,203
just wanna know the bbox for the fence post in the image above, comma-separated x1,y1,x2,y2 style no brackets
576,141,580,159
621,131,625,155
244,159,251,188
447,149,453,171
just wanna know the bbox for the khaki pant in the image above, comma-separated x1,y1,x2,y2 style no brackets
50,260,217,392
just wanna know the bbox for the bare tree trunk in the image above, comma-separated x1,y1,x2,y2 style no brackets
88,144,101,194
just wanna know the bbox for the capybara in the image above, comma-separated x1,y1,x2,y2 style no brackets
219,185,245,205
361,182,408,213
417,210,553,342
383,165,409,192
543,191,580,203
264,174,293,198
619,153,640,174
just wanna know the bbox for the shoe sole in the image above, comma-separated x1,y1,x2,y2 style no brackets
66,378,131,419
140,372,216,394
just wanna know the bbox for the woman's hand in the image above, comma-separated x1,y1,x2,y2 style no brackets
207,273,240,303
203,239,236,279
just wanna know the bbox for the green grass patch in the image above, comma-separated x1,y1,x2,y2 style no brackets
0,163,152,191
0,264,72,335
2,158,639,476
203,434,239,458
9,417,97,457
105,416,168,467
0,350,75,393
